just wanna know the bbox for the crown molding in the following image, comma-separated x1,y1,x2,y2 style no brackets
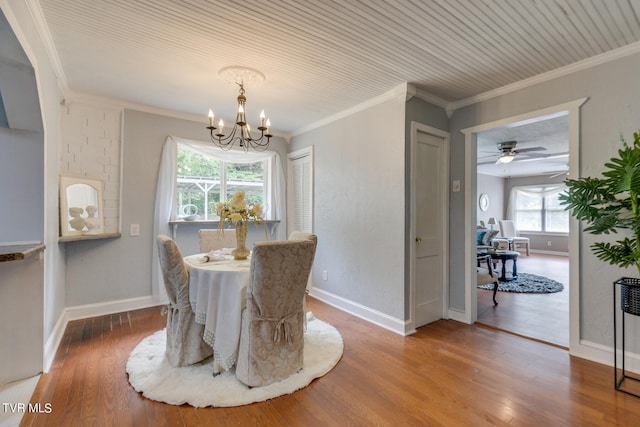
291,83,409,137
412,86,449,110
450,40,640,112
24,0,69,94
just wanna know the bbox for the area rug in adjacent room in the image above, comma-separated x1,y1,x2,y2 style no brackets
126,313,343,408
478,272,564,293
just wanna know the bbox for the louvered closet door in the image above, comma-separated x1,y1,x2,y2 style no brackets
287,147,313,235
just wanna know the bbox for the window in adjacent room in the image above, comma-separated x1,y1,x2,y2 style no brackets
512,185,568,233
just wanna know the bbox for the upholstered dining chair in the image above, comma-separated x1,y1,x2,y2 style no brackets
198,228,236,253
288,231,318,249
477,254,499,305
288,231,318,316
498,220,530,256
156,235,213,367
235,239,316,387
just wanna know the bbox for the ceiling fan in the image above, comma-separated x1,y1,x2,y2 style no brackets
481,140,547,164
548,170,569,178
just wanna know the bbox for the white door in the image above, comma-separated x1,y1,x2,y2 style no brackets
414,129,447,327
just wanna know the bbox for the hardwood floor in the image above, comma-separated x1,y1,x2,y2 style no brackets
20,295,640,426
477,253,569,348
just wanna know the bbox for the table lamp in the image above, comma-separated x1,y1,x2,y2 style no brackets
488,217,496,230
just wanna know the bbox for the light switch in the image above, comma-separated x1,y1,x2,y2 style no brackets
130,224,140,236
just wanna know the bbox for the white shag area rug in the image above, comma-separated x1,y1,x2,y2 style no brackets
126,313,343,408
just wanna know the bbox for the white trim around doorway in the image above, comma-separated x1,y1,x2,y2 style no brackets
461,98,587,356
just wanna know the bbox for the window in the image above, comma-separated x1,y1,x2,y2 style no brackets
513,186,568,233
176,144,268,221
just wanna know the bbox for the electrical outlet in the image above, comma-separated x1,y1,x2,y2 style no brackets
547,241,552,246
130,224,140,236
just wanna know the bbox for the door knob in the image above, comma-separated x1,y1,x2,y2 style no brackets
416,236,422,243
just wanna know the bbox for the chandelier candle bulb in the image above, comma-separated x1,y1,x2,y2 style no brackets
260,110,266,127
208,110,214,127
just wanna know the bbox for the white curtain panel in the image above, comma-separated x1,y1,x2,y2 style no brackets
152,136,178,301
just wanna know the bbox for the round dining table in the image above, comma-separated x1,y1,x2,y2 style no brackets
183,253,251,373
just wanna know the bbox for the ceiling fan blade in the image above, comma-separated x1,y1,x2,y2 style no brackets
513,146,546,154
517,152,548,158
547,171,569,178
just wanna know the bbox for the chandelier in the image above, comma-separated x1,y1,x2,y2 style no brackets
206,67,272,152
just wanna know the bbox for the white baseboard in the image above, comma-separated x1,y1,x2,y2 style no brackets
64,295,164,321
43,295,165,372
529,249,569,256
571,339,640,374
308,287,408,335
43,312,67,373
447,308,469,324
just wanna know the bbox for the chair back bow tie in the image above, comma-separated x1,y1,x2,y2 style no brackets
256,310,299,344
161,301,191,317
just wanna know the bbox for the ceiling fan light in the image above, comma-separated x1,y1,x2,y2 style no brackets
499,153,515,163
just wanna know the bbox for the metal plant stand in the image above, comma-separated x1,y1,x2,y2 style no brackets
614,278,640,397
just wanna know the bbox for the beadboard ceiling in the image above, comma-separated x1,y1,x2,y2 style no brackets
34,0,640,139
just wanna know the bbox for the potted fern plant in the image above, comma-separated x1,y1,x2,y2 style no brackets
560,131,640,316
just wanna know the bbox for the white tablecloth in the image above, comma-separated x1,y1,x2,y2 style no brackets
184,254,250,370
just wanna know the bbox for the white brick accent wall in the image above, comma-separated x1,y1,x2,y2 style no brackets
60,103,122,234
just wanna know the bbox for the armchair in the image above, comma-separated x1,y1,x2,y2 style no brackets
499,220,530,256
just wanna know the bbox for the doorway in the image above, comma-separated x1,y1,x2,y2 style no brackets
475,115,570,346
461,99,586,351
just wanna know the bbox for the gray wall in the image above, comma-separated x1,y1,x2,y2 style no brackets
65,109,288,306
289,94,407,319
0,128,43,242
450,50,640,346
0,9,44,243
476,173,504,228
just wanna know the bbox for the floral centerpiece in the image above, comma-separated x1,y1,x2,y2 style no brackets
216,191,266,259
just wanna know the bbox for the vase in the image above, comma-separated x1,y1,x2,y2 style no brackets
232,221,250,260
